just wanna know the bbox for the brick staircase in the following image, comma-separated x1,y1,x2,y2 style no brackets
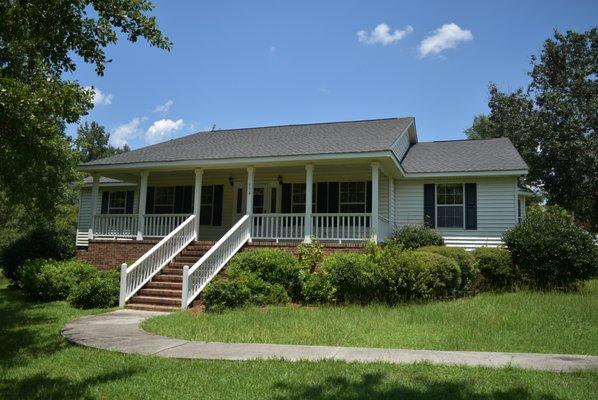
126,241,216,311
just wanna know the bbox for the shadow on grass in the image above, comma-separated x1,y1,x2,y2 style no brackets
273,372,559,400
0,368,140,399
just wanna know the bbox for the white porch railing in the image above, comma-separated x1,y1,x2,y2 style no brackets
143,214,190,237
92,214,138,238
378,215,391,242
182,215,251,309
312,213,372,241
119,215,196,307
251,214,305,241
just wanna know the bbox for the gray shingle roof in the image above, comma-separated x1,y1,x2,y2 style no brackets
401,137,528,173
83,118,413,166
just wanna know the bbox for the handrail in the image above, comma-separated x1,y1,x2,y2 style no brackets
182,215,251,309
119,214,196,306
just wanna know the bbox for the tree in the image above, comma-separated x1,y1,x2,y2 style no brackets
75,122,130,163
464,29,597,231
0,0,170,221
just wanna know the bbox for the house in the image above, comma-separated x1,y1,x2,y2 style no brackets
75,117,530,310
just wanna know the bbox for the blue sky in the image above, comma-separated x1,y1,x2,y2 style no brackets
68,0,597,149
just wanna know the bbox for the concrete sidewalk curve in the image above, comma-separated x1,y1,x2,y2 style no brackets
61,309,598,372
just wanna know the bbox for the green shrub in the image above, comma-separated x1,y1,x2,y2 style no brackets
203,272,291,312
227,249,302,300
297,240,324,272
68,269,119,309
17,259,96,301
378,248,461,303
419,246,478,295
503,205,598,289
364,240,384,263
320,253,380,304
1,223,75,282
389,225,444,249
301,273,335,304
472,247,516,291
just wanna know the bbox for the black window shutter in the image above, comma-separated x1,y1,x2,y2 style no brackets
212,185,223,226
281,183,292,213
145,187,155,214
100,191,109,214
125,191,134,214
174,186,184,213
465,183,477,230
328,182,339,213
423,184,435,228
316,182,328,213
366,181,372,213
182,186,194,214
270,187,277,213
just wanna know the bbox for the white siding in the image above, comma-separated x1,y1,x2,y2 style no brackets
378,170,389,219
391,130,411,160
394,176,519,247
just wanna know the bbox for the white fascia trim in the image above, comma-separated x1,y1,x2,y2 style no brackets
79,150,407,176
82,182,138,188
404,169,528,178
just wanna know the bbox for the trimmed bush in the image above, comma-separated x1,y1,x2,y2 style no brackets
301,273,335,304
68,270,120,309
297,240,324,272
503,205,598,289
227,249,303,300
17,259,96,301
1,223,75,282
419,246,478,295
203,272,291,312
319,253,380,304
389,225,444,249
472,247,515,291
378,247,461,303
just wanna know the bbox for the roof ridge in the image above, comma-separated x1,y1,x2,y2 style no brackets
429,137,506,143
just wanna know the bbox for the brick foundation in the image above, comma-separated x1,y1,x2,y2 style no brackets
76,239,159,270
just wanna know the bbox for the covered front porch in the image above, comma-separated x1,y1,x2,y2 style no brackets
81,160,396,245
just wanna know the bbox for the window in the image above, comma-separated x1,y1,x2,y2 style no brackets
339,182,366,213
154,187,175,213
291,183,316,213
200,186,214,225
108,191,126,214
436,184,464,228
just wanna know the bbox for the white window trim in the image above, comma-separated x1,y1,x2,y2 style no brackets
435,183,465,229
108,191,127,214
339,181,368,214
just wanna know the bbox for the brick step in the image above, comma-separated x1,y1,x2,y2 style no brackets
162,268,184,276
128,295,180,306
169,261,199,268
126,304,179,312
139,288,181,298
144,281,183,290
173,256,202,263
153,274,183,283
180,250,207,257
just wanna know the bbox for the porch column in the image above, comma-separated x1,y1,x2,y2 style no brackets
304,164,314,242
193,169,203,239
371,162,379,243
89,173,99,240
136,171,149,240
246,167,255,215
389,176,395,228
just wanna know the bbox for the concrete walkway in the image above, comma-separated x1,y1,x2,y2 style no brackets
61,309,598,372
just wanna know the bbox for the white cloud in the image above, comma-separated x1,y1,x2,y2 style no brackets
145,118,184,144
111,117,142,147
153,100,174,114
418,23,473,57
86,86,113,106
357,23,413,46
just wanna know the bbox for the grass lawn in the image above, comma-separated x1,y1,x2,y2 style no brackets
144,279,598,355
1,275,597,399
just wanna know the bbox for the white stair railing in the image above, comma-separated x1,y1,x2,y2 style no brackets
182,215,251,309
119,215,196,307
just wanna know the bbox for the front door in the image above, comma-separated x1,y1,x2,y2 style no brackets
232,183,270,223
